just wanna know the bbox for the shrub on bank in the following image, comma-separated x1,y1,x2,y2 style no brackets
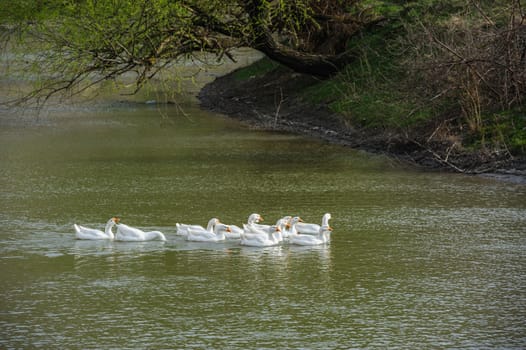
231,1,525,163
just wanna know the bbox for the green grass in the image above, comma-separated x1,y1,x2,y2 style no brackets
479,111,526,154
300,20,436,131
301,78,343,105
233,1,526,156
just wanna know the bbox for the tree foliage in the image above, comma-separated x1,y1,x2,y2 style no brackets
0,0,383,105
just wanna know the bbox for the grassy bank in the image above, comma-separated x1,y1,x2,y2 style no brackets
227,1,525,171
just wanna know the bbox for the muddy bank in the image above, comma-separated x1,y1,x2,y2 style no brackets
198,66,526,183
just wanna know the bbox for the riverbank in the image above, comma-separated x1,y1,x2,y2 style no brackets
198,62,526,183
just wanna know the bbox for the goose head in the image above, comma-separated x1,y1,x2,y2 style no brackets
322,213,331,225
278,216,292,225
104,217,120,237
275,218,290,231
106,217,120,229
287,217,303,235
206,218,221,231
289,216,303,225
247,213,263,224
215,223,232,233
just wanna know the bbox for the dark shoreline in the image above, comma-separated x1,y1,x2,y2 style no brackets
198,68,526,184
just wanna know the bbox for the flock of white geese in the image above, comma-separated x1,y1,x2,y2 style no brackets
74,213,333,247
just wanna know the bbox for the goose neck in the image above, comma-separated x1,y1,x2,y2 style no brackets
321,214,331,226
104,221,116,239
206,219,216,232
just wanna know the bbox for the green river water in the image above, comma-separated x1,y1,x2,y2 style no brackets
1,62,525,348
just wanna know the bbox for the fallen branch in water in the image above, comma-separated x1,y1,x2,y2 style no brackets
411,139,467,173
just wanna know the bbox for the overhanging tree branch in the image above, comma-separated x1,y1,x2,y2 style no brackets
1,0,386,105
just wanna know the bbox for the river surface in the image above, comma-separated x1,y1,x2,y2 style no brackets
1,67,526,348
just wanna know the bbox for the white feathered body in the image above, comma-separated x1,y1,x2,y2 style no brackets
115,223,166,241
74,217,118,240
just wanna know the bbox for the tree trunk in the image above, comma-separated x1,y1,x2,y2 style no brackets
242,0,356,78
253,31,356,78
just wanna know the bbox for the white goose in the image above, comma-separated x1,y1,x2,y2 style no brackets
226,213,262,238
186,223,231,242
74,217,119,240
277,216,293,238
115,222,166,241
243,217,289,242
240,225,282,247
290,225,333,246
245,213,265,229
295,213,331,235
224,225,243,239
286,216,304,236
243,215,290,234
176,218,219,236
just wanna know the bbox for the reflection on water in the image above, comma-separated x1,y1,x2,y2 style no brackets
1,101,525,348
